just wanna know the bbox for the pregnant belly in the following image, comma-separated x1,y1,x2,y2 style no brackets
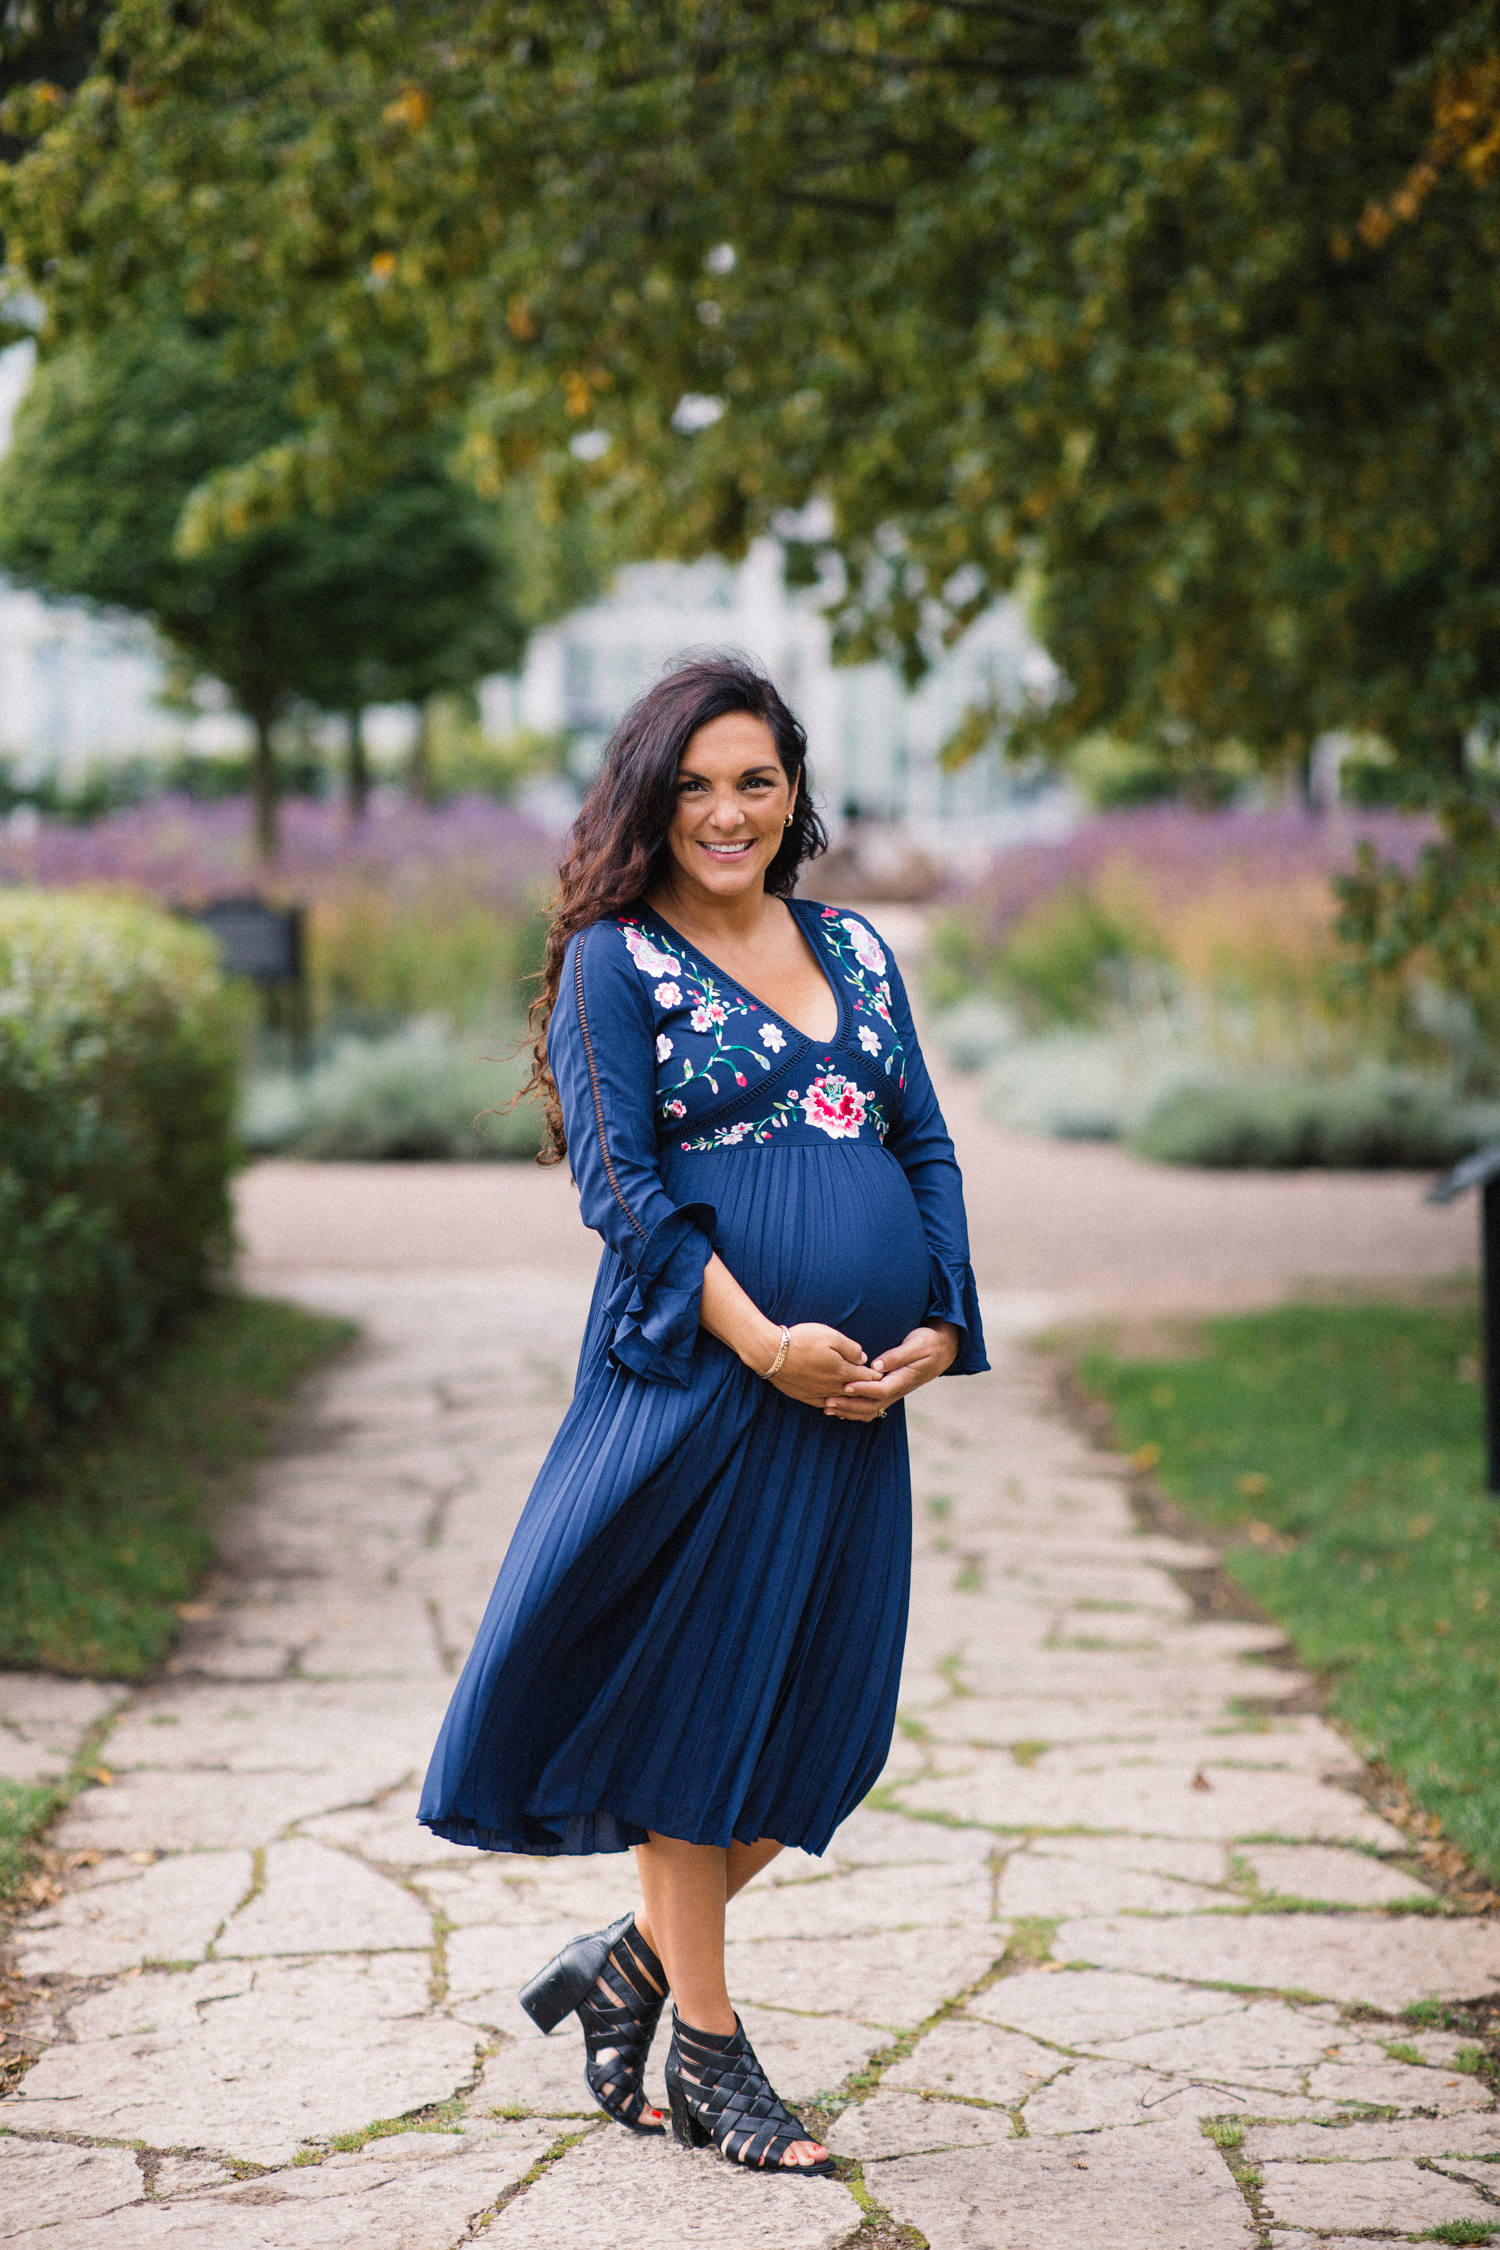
664,1141,931,1361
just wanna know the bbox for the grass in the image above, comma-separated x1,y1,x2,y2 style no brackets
0,1293,350,1904
0,1293,351,1679
1076,1295,1500,1882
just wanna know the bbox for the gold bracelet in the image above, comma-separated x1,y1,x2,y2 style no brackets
761,1326,791,1380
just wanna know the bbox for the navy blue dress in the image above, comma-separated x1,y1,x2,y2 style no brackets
419,897,987,1859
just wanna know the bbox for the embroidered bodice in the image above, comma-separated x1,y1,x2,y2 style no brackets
550,894,987,1386
612,901,907,1152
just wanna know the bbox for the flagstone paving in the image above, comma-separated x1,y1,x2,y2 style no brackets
3,1267,1497,2249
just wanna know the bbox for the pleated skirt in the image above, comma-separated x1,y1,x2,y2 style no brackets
418,1139,930,1857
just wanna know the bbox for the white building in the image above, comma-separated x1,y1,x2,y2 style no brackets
0,345,207,777
487,541,1067,854
0,339,1070,850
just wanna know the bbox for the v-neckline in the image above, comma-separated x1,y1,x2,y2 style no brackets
639,898,846,1048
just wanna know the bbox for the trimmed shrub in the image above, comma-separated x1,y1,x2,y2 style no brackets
930,994,1023,1074
240,1016,542,1161
1129,1068,1500,1170
980,1030,1200,1142
0,892,239,1492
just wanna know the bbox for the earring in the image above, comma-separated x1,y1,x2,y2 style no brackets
784,813,793,828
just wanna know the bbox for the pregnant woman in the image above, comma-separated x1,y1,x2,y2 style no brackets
419,655,987,2177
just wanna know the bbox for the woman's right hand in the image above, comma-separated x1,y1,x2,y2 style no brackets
767,1323,868,1407
699,1254,866,1404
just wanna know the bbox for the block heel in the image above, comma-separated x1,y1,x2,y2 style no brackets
667,2075,711,2148
518,1949,601,2037
517,1911,668,2135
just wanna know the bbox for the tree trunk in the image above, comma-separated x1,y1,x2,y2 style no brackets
250,710,278,860
409,697,434,804
346,708,370,822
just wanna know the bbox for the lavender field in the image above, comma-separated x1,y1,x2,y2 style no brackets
928,806,1500,1168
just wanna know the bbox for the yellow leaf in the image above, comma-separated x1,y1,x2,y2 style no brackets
382,85,432,130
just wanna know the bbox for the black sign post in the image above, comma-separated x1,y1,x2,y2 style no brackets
1427,1138,1500,1495
185,896,308,1061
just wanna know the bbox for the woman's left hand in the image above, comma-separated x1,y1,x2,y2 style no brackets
824,1322,961,1420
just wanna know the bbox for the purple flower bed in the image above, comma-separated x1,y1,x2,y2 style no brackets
956,805,1433,941
0,792,561,911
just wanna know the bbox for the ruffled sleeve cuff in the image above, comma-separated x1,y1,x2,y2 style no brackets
925,1256,990,1376
608,1202,717,1387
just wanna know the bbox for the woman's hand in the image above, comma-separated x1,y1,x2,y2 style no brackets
769,1323,869,1408
699,1254,867,1404
824,1322,961,1421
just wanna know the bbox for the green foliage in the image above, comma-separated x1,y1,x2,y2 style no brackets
0,891,240,1495
241,1018,542,1160
1,4,1491,769
0,306,543,844
0,1778,61,1901
931,890,1156,1026
418,714,571,805
990,889,1153,1029
9,3,1500,988
1421,2224,1497,2246
1063,735,1252,814
1079,1299,1500,1879
0,0,104,190
1338,805,1500,1054
305,892,547,1033
0,1293,350,1684
0,745,326,820
1130,1069,1500,1170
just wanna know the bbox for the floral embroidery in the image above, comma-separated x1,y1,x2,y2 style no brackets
800,1072,868,1139
841,916,886,975
616,909,903,1142
817,910,905,1087
678,1068,886,1151
623,926,677,979
617,917,784,1117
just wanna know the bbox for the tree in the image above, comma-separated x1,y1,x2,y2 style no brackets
6,4,1500,994
0,307,539,847
0,2,105,172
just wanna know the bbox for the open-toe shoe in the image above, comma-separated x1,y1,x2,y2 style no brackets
664,2011,835,2176
518,1911,668,2135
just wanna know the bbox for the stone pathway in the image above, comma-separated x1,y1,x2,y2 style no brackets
3,1267,1498,2249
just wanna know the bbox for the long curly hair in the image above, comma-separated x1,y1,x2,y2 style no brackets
521,653,828,1165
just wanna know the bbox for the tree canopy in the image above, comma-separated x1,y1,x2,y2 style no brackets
0,308,544,847
3,1,1499,975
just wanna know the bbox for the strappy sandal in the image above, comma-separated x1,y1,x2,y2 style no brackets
518,1911,668,2135
664,2010,836,2176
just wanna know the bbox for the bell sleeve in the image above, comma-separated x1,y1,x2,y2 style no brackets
549,923,717,1386
883,961,989,1377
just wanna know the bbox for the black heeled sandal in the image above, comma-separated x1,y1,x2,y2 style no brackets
518,1911,668,2135
664,2011,836,2177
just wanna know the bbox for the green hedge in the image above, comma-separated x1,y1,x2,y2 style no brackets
1129,1069,1500,1170
0,892,239,1492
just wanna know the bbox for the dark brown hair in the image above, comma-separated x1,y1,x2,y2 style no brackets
521,652,828,1164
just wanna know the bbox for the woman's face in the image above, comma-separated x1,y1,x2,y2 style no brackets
662,711,796,905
